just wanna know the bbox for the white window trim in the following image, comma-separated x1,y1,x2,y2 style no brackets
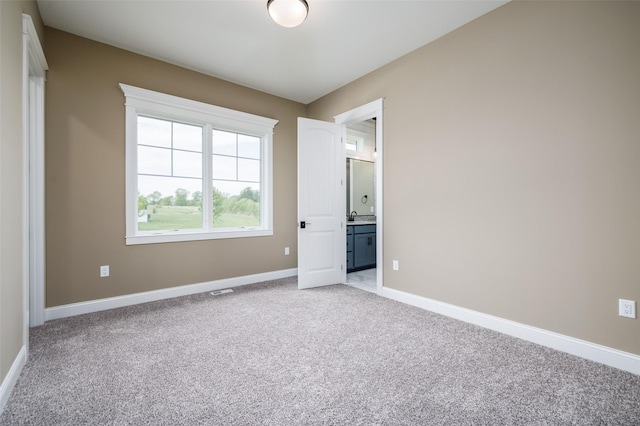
120,84,278,245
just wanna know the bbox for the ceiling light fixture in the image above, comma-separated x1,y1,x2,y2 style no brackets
267,0,309,28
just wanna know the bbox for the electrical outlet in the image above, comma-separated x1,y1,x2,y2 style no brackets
285,247,290,256
393,260,399,271
619,299,636,319
100,265,109,278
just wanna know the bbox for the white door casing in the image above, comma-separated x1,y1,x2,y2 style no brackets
335,99,384,295
23,14,48,329
297,118,346,289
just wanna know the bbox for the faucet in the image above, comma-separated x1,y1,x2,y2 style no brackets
349,211,357,221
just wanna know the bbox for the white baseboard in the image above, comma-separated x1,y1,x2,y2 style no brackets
382,287,640,376
45,268,297,322
0,345,26,415
40,271,640,375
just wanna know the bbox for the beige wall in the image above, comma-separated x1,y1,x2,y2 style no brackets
0,0,42,398
44,28,303,307
309,1,640,355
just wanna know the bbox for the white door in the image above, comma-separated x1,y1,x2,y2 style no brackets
298,117,346,289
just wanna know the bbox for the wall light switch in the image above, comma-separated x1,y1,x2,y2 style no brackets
393,260,399,271
285,247,290,256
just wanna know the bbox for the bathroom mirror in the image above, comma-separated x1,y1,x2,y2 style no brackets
345,119,376,218
346,158,375,217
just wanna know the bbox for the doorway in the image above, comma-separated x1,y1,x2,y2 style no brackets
297,100,383,291
335,99,383,295
345,120,377,293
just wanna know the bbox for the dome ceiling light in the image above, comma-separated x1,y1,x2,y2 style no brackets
267,0,309,28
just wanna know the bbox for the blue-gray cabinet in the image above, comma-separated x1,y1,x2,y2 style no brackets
347,224,376,272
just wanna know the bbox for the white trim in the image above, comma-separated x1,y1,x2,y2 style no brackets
124,100,138,241
22,11,30,361
22,16,47,77
334,99,383,125
126,229,274,245
0,346,27,414
119,84,278,135
26,78,46,326
335,98,384,296
45,268,297,321
23,14,48,330
383,287,640,376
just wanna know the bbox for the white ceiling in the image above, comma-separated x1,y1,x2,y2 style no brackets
37,0,508,104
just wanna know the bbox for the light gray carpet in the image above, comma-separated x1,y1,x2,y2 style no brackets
2,277,639,425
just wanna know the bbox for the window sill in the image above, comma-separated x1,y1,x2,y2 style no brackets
126,228,273,245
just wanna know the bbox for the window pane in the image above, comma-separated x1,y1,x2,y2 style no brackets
238,134,261,159
212,155,236,180
173,150,202,178
138,116,171,148
238,158,260,182
173,122,202,152
138,146,171,176
212,181,260,229
212,129,236,156
137,175,202,231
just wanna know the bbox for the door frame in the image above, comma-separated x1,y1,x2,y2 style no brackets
334,99,384,295
23,14,48,336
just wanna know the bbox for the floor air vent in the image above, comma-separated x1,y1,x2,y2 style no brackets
210,289,233,296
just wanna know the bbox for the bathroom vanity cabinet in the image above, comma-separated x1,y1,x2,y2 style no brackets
346,224,376,272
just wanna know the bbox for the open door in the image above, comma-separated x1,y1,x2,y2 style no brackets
297,118,346,289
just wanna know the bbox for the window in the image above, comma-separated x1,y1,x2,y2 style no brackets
120,84,278,245
345,135,362,152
